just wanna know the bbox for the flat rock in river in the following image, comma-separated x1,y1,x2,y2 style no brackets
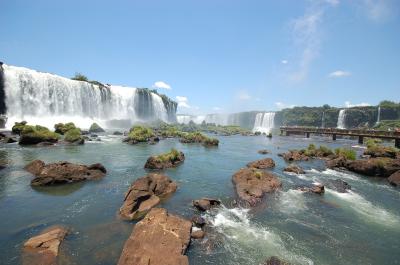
24,160,106,186
117,208,191,265
232,168,281,206
119,173,177,220
22,226,68,265
246,158,275,169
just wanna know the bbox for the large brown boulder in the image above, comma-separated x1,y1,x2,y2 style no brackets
364,146,399,158
247,158,275,169
283,164,305,174
119,173,177,220
24,160,106,186
298,184,324,195
232,168,281,206
326,157,348,169
117,208,191,265
388,170,400,186
279,150,309,162
192,198,221,211
345,158,400,177
22,226,68,265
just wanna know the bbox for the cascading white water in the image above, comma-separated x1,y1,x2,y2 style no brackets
337,109,346,129
376,106,381,125
252,112,275,134
2,64,173,129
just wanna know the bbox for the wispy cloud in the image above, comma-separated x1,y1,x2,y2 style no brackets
281,60,288,64
329,70,351,78
153,81,171,90
361,0,393,22
325,0,340,6
213,107,222,111
176,96,190,108
236,90,252,101
275,102,296,110
344,101,371,107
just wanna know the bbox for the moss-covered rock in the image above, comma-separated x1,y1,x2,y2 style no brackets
144,149,185,169
89,123,105,133
12,121,27,135
124,126,157,144
19,125,60,145
64,128,84,144
54,122,77,135
180,132,219,146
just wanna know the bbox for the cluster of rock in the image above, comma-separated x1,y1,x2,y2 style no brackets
25,160,106,186
279,150,310,161
144,149,185,170
119,173,177,220
0,131,17,143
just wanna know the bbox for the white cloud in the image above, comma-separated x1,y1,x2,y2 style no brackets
361,0,393,22
281,60,288,64
236,90,251,101
344,101,371,107
329,70,351,78
153,81,171,90
176,96,190,108
213,107,222,111
325,0,340,6
275,102,296,110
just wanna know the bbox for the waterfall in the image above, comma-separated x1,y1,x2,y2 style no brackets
321,111,325,128
337,109,347,129
252,112,275,134
376,106,381,125
1,64,177,129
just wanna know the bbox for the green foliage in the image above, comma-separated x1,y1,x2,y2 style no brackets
128,126,155,142
54,122,77,135
71,72,88,82
153,148,181,163
64,128,83,143
365,138,382,148
304,144,334,157
19,125,60,144
12,121,27,135
335,148,356,160
373,120,400,131
379,100,399,108
180,131,219,146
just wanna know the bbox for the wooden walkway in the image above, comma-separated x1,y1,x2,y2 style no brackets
280,126,400,148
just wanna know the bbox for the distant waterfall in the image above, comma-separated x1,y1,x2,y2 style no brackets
1,64,177,129
376,106,381,125
337,109,347,129
252,112,275,134
321,111,325,128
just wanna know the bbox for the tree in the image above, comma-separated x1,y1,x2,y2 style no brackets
71,72,88,82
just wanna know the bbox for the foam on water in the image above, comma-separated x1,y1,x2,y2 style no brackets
204,205,313,265
326,188,400,227
279,189,308,214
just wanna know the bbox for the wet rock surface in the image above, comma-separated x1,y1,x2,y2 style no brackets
328,179,351,193
258,149,269,154
261,256,291,265
22,226,68,265
283,164,305,174
388,170,400,186
232,168,281,206
247,158,275,169
279,150,309,161
24,160,106,186
193,198,221,212
119,173,177,220
117,208,191,265
345,158,400,177
144,150,185,170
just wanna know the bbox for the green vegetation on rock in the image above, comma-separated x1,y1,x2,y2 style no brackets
64,128,84,144
373,120,400,131
12,121,27,135
89,123,105,133
334,148,356,160
54,122,77,135
127,126,155,143
153,148,181,163
180,131,219,146
19,125,60,145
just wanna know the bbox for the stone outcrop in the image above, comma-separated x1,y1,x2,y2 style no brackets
246,158,275,169
388,170,400,186
192,198,221,212
283,164,305,174
22,226,68,265
144,150,185,170
261,256,291,265
119,173,177,220
25,160,106,186
279,150,309,162
232,168,281,206
298,184,324,195
258,149,269,155
117,208,191,265
345,158,400,177
326,157,348,169
328,179,351,193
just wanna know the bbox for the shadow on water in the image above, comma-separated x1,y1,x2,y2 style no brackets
32,182,85,196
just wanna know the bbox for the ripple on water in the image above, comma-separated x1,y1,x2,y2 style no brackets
204,205,314,265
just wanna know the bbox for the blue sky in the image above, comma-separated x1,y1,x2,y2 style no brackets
1,0,399,114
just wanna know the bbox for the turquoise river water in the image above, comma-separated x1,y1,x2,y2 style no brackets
0,134,399,265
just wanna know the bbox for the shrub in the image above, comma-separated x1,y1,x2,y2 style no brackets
128,126,155,142
19,125,60,145
335,148,356,160
180,131,219,146
71,73,88,82
154,148,181,163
